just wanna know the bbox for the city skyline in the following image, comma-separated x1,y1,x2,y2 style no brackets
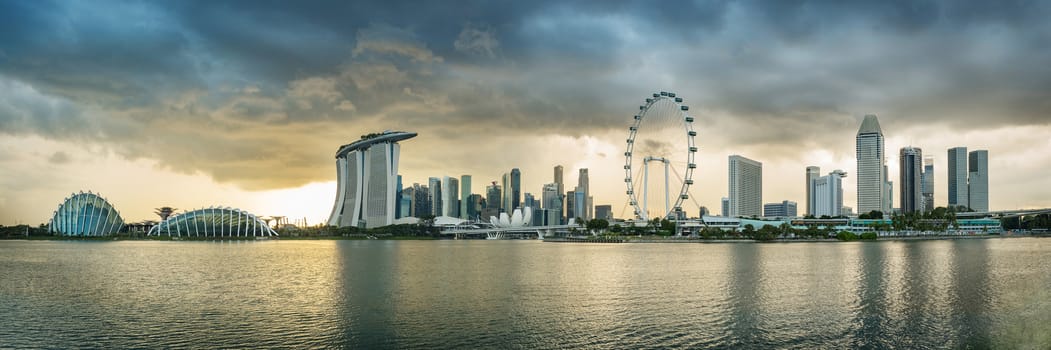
2,1,1051,225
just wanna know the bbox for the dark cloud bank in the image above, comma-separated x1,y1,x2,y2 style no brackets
1,0,1048,189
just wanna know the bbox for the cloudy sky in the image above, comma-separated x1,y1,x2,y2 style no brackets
2,0,1050,225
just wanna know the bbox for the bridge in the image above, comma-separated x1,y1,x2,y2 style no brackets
954,208,1051,219
440,224,579,240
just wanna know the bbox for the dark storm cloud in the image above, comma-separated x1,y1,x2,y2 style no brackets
1,0,1049,189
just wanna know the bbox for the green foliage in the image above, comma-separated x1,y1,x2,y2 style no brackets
860,231,878,240
836,231,859,241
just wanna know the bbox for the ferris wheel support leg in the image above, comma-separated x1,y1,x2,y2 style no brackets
643,161,649,221
664,160,670,217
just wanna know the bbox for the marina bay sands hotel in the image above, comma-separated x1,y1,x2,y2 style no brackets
327,130,417,228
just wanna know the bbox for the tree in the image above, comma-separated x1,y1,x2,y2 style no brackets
779,222,795,239
743,224,756,238
866,210,884,219
586,219,609,234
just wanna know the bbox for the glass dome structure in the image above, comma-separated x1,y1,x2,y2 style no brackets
148,206,277,237
49,191,125,236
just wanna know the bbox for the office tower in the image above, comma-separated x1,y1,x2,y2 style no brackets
763,200,797,217
524,193,537,209
948,147,969,208
486,182,502,212
728,155,763,217
328,131,416,228
900,147,923,213
814,170,847,217
396,175,403,219
922,156,934,212
401,186,415,218
511,168,521,211
542,183,562,225
595,205,612,221
968,150,989,212
460,175,472,219
856,114,886,215
579,168,590,220
721,197,729,217
501,172,511,212
466,194,482,220
566,190,577,220
413,184,430,217
428,177,442,216
554,165,565,222
442,176,459,218
700,206,710,217
806,166,821,216
573,187,586,221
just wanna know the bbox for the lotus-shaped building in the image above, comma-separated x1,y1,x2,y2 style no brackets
148,206,277,237
489,207,533,228
49,191,125,236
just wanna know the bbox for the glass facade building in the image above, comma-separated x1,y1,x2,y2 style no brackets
149,207,276,237
49,191,125,236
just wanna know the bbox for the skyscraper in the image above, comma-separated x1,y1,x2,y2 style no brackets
511,168,522,211
554,165,565,222
566,190,577,220
578,168,590,220
806,166,821,216
900,147,923,213
442,176,459,218
856,114,886,215
486,182,501,212
922,156,934,212
948,147,969,208
501,172,511,212
595,205,612,221
327,131,417,228
460,175,472,220
968,150,989,212
814,170,847,217
542,183,562,225
573,187,586,221
721,197,729,217
396,175,403,219
728,155,763,217
428,177,442,217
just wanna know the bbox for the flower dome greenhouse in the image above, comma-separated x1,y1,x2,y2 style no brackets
148,206,277,237
49,191,125,236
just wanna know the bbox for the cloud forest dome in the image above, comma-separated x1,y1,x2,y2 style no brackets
148,206,277,237
49,191,125,236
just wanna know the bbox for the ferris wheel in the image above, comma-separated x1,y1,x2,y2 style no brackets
624,91,697,220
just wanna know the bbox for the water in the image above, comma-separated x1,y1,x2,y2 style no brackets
1,238,1049,348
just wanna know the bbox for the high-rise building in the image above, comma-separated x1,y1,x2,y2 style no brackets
578,168,590,220
721,197,729,217
554,165,565,222
856,114,886,215
728,155,763,217
566,190,577,220
763,200,797,218
396,175,403,219
542,183,562,225
595,205,612,221
573,187,586,222
511,168,521,211
806,166,820,216
400,186,414,218
442,176,459,218
968,150,989,212
460,175,472,219
501,172,511,212
412,184,430,217
814,170,847,217
466,194,482,220
428,177,442,217
948,146,969,208
524,193,537,209
922,156,934,212
900,147,923,213
328,131,417,228
486,182,501,212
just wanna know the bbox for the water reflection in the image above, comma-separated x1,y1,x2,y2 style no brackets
948,240,992,347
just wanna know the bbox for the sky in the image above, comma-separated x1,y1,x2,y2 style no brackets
2,0,1050,225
